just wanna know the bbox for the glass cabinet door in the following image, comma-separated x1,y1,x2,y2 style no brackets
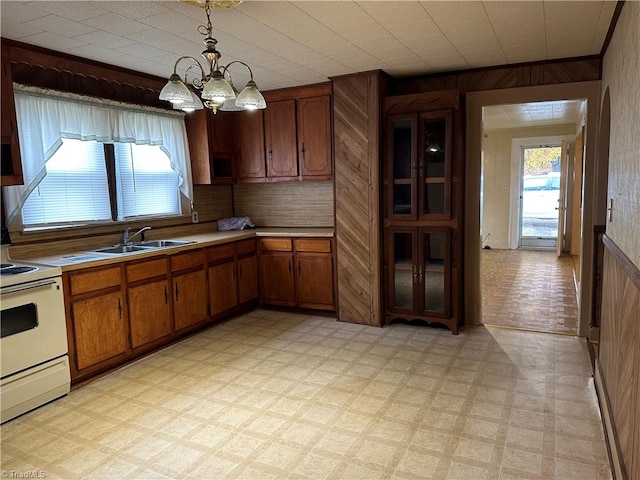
388,229,416,312
418,228,450,316
387,115,417,218
419,111,452,219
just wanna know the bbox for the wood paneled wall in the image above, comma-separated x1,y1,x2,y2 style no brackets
597,234,640,480
233,181,333,227
332,71,388,326
393,57,601,95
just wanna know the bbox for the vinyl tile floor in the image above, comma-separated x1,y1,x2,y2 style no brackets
481,249,579,335
1,309,610,480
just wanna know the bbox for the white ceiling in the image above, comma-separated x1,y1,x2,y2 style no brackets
1,0,617,93
483,100,585,131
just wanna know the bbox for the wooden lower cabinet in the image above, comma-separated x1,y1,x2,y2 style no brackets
259,237,335,310
125,258,172,350
173,269,208,331
259,252,296,306
127,279,172,349
208,261,238,316
70,291,127,371
171,249,208,332
296,254,334,309
208,240,259,316
238,255,258,304
66,265,127,378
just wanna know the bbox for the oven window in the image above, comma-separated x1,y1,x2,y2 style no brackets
1,303,38,338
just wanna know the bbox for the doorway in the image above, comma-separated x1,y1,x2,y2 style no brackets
519,144,562,249
466,82,601,337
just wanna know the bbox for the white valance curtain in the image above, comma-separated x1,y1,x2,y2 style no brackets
4,85,193,225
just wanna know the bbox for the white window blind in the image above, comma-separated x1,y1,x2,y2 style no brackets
21,139,111,226
114,143,180,220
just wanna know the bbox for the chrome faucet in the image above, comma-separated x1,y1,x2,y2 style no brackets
122,226,151,244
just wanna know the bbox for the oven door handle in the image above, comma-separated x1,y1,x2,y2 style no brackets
1,278,59,295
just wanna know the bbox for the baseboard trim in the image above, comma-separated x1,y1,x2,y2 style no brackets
594,359,625,480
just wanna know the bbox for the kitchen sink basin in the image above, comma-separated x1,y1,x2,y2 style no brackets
93,245,153,254
136,240,194,248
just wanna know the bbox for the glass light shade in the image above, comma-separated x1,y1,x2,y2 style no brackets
173,88,204,112
235,80,266,110
159,74,193,104
201,71,235,104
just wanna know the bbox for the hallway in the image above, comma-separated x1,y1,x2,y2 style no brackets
481,249,578,335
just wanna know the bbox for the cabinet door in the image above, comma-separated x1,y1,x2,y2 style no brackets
184,110,213,185
208,261,238,316
1,45,23,185
71,291,127,370
419,111,452,220
386,229,418,313
418,229,450,317
210,111,235,154
238,255,259,304
128,280,172,348
235,110,266,180
296,254,334,309
386,115,418,219
259,253,295,305
173,269,209,331
185,110,235,184
298,95,331,178
264,99,298,178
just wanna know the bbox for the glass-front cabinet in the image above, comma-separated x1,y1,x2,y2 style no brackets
383,93,459,334
386,228,450,318
386,110,452,220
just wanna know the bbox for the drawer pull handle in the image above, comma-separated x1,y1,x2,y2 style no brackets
164,285,168,304
175,283,179,301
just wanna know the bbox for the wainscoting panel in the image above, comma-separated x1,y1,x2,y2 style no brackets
597,234,640,479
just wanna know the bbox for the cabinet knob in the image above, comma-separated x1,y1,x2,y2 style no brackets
301,143,306,160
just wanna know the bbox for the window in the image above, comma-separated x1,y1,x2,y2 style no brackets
22,139,180,227
115,143,180,220
4,86,193,228
22,140,111,225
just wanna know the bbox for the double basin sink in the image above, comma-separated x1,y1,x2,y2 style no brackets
93,239,194,255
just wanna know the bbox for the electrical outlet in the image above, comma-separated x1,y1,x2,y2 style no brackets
191,211,199,223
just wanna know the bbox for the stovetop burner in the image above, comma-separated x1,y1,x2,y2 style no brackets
1,266,38,275
0,263,15,269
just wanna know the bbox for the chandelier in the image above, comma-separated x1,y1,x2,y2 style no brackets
159,0,266,114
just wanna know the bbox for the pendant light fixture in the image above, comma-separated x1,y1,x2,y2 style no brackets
159,0,266,114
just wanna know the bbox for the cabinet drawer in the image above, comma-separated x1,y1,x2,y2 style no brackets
236,238,256,257
170,249,205,272
295,238,331,253
207,243,236,264
126,258,168,283
68,266,121,296
259,237,292,252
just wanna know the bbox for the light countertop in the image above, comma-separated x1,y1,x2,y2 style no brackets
30,227,334,272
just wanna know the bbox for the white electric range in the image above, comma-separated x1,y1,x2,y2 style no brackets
0,234,70,423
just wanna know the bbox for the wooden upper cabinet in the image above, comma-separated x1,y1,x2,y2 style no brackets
264,99,298,178
210,111,235,154
184,109,236,184
1,45,23,186
297,95,331,178
184,110,213,185
235,110,266,181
